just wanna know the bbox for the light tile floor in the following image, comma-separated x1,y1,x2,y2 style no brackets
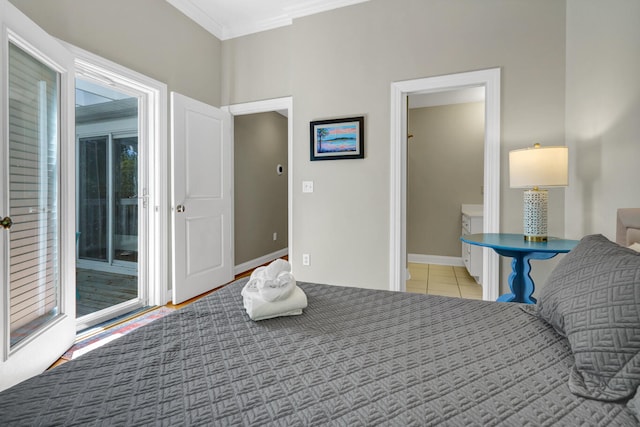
406,263,483,300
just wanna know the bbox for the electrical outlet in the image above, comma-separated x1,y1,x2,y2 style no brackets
302,253,310,266
273,232,277,241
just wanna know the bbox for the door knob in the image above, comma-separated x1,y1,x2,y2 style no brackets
176,205,185,213
1,216,13,230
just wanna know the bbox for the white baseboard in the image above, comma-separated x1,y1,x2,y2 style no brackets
408,253,464,267
234,248,288,275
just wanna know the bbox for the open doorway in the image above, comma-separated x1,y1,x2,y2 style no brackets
390,68,501,301
406,88,485,299
75,78,140,317
224,97,293,274
233,112,288,271
71,46,168,330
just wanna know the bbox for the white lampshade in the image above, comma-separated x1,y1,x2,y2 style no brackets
509,144,569,241
509,145,568,188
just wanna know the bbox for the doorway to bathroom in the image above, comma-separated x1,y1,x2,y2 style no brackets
406,88,485,299
390,68,501,301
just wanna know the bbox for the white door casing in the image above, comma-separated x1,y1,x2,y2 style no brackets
390,68,501,301
171,92,233,304
223,96,293,274
68,43,169,325
0,0,76,391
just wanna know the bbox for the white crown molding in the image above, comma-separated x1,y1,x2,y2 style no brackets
284,0,369,19
167,0,370,40
224,15,293,40
167,0,226,40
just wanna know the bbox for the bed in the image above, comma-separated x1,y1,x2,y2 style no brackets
1,211,639,426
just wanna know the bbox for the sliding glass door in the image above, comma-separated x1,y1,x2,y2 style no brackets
113,136,139,264
77,136,107,263
77,135,138,268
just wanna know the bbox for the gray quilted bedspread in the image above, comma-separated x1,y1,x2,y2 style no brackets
0,279,637,426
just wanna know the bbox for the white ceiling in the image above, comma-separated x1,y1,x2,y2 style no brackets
167,0,370,40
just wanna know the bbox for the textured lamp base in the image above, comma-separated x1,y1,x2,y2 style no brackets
523,189,548,241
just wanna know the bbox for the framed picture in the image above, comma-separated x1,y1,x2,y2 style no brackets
310,116,364,161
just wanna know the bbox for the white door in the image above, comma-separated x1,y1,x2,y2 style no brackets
171,93,233,304
0,0,76,391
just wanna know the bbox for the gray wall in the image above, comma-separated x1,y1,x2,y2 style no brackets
222,0,566,291
407,102,484,258
9,0,221,107
565,0,640,240
234,112,288,265
17,0,635,295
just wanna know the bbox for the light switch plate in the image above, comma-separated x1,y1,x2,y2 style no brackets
302,181,314,193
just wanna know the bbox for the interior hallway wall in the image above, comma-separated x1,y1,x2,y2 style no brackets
407,102,484,258
234,112,288,265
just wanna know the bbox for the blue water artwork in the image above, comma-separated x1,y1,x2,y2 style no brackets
316,124,358,153
310,116,364,161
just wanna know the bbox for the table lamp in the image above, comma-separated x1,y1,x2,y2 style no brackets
509,143,568,241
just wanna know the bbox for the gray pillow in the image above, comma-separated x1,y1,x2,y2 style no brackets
536,234,640,401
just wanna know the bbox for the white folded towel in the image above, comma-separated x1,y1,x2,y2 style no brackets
241,259,307,321
241,284,308,321
247,258,295,302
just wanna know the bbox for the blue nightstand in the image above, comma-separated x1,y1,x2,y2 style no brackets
460,233,579,304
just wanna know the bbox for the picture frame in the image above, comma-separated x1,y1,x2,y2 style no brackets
310,116,364,161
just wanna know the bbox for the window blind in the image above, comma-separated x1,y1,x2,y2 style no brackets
8,42,60,346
